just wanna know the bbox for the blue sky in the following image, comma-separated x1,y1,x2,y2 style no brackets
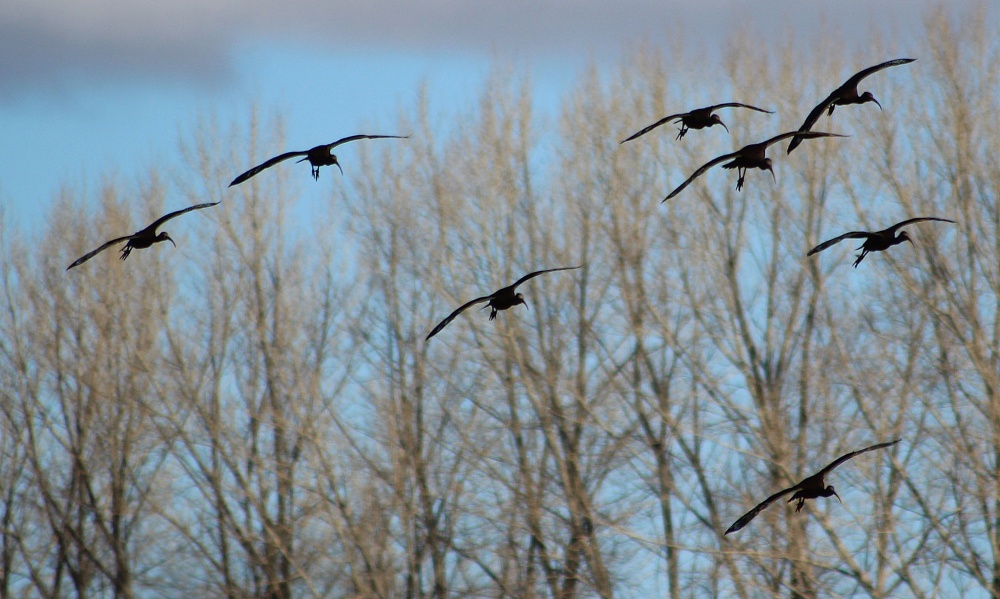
0,0,981,232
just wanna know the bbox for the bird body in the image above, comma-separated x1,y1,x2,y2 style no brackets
808,217,955,267
621,103,774,144
426,266,580,340
229,134,409,186
725,439,900,535
787,58,915,154
67,202,219,270
663,131,845,201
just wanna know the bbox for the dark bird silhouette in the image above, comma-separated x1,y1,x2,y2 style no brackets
808,217,955,267
620,103,775,144
229,134,409,186
67,202,219,271
725,439,900,535
663,131,845,201
787,58,915,154
426,266,580,341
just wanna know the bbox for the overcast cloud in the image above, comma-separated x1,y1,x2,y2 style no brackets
2,0,970,95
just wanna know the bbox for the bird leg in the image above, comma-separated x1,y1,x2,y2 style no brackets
481,302,500,321
311,165,321,180
675,125,689,140
853,249,869,268
788,494,807,512
735,167,746,191
119,243,134,261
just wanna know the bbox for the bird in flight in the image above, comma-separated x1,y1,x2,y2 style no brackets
229,134,409,186
807,217,955,267
67,202,219,271
426,266,580,341
620,102,774,143
662,131,845,201
725,439,900,535
787,58,915,154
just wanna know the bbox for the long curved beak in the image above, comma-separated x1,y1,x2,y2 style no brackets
720,121,730,134
166,235,176,248
833,490,842,504
523,300,530,312
874,97,883,111
768,165,776,185
336,163,344,176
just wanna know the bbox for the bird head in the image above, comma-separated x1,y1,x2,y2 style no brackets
515,292,529,311
824,485,842,503
861,91,883,110
897,230,914,248
763,158,776,184
158,232,176,248
711,114,730,134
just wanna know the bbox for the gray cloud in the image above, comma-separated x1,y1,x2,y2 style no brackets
0,25,230,93
1,0,236,94
0,0,970,96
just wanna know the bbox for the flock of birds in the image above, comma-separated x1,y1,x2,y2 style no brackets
66,57,950,535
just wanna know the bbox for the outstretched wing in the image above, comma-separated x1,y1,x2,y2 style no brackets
807,231,873,256
764,130,846,152
510,265,581,290
620,113,687,144
425,295,493,341
817,439,900,478
148,202,220,231
843,58,916,90
725,485,798,535
662,150,742,202
230,151,309,186
785,99,839,153
67,235,133,270
706,102,775,114
886,216,955,235
326,133,410,149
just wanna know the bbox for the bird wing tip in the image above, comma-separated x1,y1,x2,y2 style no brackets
724,519,746,535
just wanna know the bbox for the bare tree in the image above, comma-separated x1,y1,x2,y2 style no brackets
1,176,188,598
